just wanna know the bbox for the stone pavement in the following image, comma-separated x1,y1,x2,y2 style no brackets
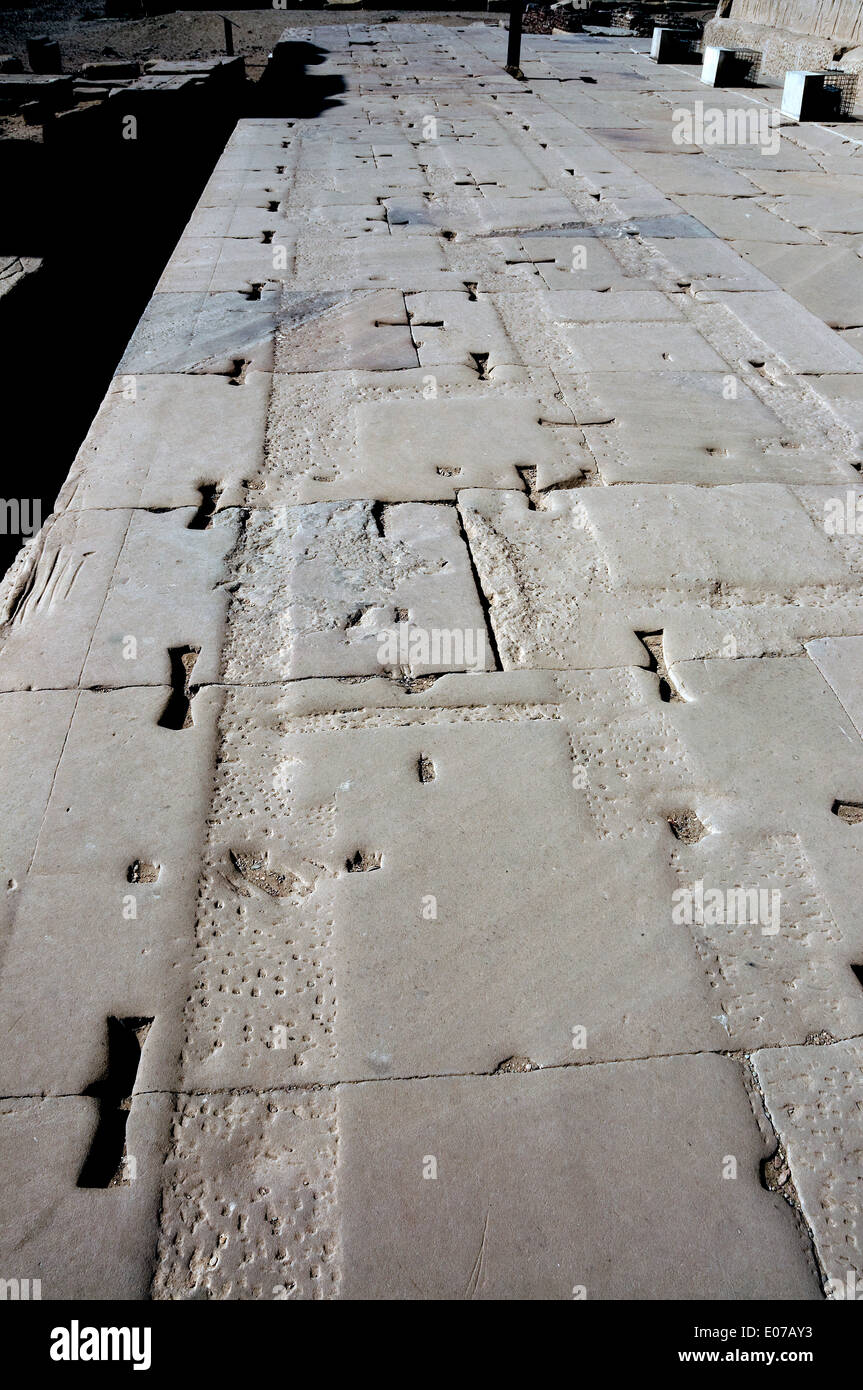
2,22,863,1300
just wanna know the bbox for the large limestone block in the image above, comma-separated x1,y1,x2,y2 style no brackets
337,1058,817,1299
676,195,820,245
58,371,270,511
119,291,281,375
702,290,863,374
176,676,731,1090
0,510,129,691
729,241,863,329
273,289,418,372
0,1095,172,1299
0,507,240,691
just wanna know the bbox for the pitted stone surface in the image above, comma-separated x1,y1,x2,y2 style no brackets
4,20,863,1302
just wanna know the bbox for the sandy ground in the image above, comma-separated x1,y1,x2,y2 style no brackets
0,6,494,79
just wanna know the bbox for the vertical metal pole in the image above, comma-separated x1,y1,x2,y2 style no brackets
223,16,234,57
507,2,523,73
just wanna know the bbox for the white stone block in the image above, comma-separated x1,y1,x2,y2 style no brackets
781,69,826,121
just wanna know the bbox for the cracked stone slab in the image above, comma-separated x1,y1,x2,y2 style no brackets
459,485,863,671
753,1039,863,1295
0,506,239,691
0,508,130,691
616,153,758,197
730,241,863,332
221,501,495,681
765,194,863,236
81,505,239,688
155,234,300,295
674,195,822,245
404,289,520,369
260,365,591,504
670,655,863,1014
58,371,270,512
0,689,77,938
641,236,779,294
806,635,863,740
337,1057,817,1299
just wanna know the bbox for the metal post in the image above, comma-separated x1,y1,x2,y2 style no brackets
506,2,523,75
223,16,234,58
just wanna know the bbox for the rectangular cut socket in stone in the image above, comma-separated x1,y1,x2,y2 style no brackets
220,501,495,682
0,508,129,692
559,372,853,485
753,1039,863,1294
337,1058,817,1299
457,486,863,671
177,676,728,1089
260,366,590,504
81,508,240,688
58,371,271,512
0,1094,173,1300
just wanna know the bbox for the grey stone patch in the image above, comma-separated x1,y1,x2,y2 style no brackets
119,290,281,376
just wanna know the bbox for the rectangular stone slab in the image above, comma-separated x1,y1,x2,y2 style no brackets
0,1094,172,1300
336,1058,817,1299
753,1040,863,1294
560,370,854,484
58,371,270,511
